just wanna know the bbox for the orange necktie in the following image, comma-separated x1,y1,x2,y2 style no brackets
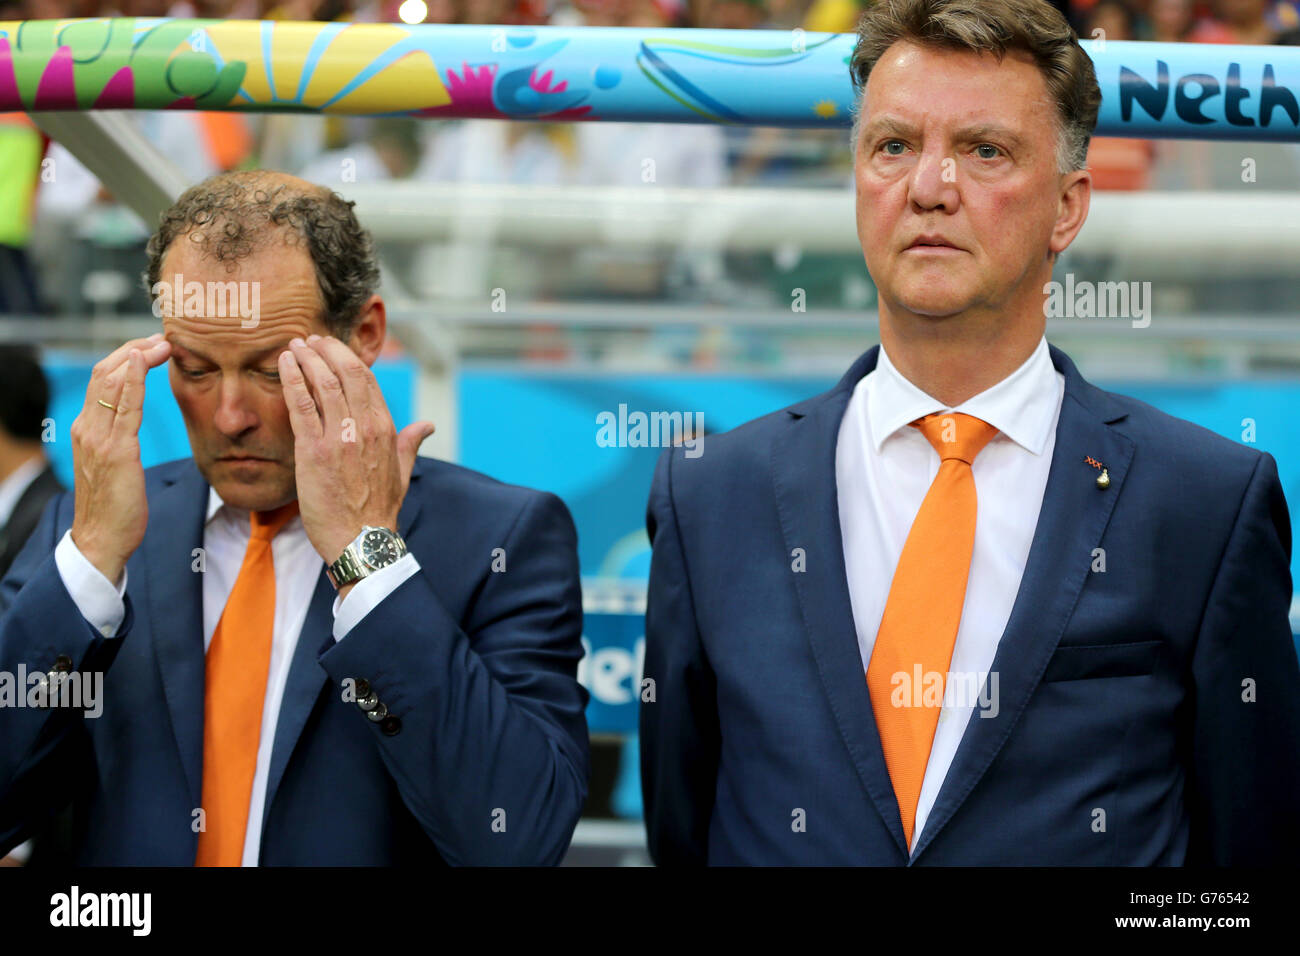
866,412,999,851
195,499,300,867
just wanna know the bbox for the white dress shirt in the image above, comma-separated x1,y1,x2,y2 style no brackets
835,335,1065,854
52,487,420,865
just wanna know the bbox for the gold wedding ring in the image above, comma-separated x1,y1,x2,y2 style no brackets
97,399,117,411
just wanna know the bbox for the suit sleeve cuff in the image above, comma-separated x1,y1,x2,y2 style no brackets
53,529,127,638
331,552,421,642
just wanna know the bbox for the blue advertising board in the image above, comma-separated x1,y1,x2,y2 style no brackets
460,361,1300,737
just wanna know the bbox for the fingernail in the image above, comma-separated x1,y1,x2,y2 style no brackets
290,337,305,348
306,334,321,344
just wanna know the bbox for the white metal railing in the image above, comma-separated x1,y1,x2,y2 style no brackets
339,183,1300,272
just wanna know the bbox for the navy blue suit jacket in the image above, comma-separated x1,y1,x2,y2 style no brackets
641,343,1300,865
0,456,589,865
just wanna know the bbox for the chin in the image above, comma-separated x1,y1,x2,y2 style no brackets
892,290,975,318
877,265,973,317
202,462,292,510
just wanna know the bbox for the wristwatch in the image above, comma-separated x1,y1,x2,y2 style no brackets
326,526,409,590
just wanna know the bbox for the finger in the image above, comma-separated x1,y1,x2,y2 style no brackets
109,349,148,439
87,333,167,400
140,337,173,369
289,337,347,432
82,353,138,443
278,348,324,443
87,337,170,420
395,421,436,482
307,335,372,418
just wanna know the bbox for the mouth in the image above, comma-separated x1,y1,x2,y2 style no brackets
906,236,962,252
219,456,272,463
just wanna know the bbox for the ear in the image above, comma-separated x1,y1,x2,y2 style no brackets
348,294,387,367
1049,168,1091,259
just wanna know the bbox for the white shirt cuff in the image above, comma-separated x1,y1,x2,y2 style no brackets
54,529,127,639
331,552,420,641
4,839,33,865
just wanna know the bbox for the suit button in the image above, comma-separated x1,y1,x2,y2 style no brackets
365,702,389,722
358,693,380,712
354,678,371,698
51,655,73,672
380,716,401,736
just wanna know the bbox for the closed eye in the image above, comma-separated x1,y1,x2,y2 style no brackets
176,364,280,381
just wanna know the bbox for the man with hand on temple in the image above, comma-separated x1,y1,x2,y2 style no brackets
0,170,589,866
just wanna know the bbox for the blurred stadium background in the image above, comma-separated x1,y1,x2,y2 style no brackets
2,0,1299,865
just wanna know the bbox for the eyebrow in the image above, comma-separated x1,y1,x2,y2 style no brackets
171,340,290,365
860,116,918,142
954,124,1025,150
860,117,1025,150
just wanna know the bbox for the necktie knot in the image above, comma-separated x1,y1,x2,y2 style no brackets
911,412,999,465
249,499,299,541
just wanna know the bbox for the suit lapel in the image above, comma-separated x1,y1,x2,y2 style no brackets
260,568,336,819
142,460,210,808
771,345,912,856
260,461,427,823
141,457,429,829
0,465,63,568
908,345,1134,861
9,465,62,528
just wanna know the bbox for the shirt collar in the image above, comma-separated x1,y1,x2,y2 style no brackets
206,485,304,533
866,335,1058,456
0,456,47,525
206,486,232,527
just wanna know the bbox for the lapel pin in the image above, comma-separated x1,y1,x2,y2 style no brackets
1084,456,1110,489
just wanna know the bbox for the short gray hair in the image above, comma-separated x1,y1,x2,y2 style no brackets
848,0,1101,175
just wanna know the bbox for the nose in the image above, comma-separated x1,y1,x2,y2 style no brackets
907,141,960,214
213,373,260,438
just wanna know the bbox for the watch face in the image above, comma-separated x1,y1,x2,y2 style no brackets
361,529,402,569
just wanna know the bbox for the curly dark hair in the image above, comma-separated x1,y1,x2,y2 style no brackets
144,171,381,340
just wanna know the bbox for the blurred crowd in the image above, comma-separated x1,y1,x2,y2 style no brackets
1,0,1298,46
3,0,1300,317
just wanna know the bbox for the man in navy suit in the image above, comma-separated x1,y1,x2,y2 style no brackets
0,170,589,865
641,0,1300,864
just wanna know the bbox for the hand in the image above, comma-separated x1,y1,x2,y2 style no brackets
278,334,435,568
69,332,173,584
